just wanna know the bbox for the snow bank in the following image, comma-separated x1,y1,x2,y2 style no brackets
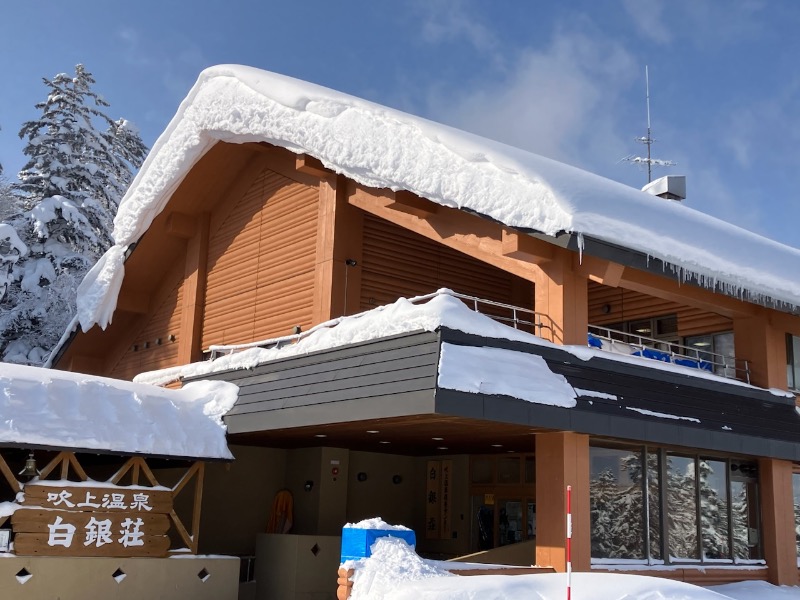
76,64,800,333
345,518,412,531
0,363,236,459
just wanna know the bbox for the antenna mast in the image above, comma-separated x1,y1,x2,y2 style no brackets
622,65,674,183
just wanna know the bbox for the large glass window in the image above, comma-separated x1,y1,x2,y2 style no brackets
787,335,800,391
685,332,735,377
590,447,646,559
590,444,760,564
792,472,800,557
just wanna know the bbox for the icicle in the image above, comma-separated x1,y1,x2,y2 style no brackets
576,232,584,264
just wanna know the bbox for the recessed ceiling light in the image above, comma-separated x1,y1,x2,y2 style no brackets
491,444,503,448
432,437,444,441
379,441,391,444
314,434,327,438
506,450,515,453
437,446,448,450
366,430,380,434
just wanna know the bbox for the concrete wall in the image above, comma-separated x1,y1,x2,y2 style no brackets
0,556,239,600
346,451,416,528
255,534,340,600
199,445,287,555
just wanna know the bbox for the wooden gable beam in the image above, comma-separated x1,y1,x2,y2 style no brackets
387,190,439,219
295,153,331,178
501,228,553,264
347,183,542,281
576,255,625,288
619,267,758,318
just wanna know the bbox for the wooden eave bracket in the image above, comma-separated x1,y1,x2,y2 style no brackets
165,212,197,239
387,190,439,219
296,154,332,177
501,229,553,264
577,256,625,288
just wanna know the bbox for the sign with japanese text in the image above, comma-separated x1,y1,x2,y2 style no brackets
425,461,441,540
12,484,172,557
440,460,452,539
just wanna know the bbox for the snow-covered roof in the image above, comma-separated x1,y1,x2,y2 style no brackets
0,363,236,460
77,64,800,332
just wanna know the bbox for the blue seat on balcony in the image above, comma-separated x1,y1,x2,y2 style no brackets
633,348,671,362
587,333,603,349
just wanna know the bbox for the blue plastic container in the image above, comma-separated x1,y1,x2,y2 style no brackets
340,526,416,562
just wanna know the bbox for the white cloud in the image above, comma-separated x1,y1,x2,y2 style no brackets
424,27,637,171
415,0,499,56
621,0,671,44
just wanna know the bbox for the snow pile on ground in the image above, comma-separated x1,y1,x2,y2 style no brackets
76,64,800,334
347,536,799,599
348,537,454,600
0,363,236,459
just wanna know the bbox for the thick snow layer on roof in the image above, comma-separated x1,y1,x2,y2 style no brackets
0,363,236,459
438,342,576,407
76,65,800,332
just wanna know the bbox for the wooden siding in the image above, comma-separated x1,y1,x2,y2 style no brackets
108,277,184,380
588,281,731,337
210,332,440,433
202,168,318,348
360,214,532,311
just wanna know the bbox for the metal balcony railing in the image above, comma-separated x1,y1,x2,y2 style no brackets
587,324,750,384
207,289,749,383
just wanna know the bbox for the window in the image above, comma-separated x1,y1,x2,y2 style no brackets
685,332,735,377
590,444,761,564
787,335,800,391
792,472,800,557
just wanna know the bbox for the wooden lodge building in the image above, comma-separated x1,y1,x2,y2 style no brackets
50,66,800,598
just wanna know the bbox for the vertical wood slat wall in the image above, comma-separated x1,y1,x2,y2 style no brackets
202,168,318,348
110,279,184,380
588,281,732,337
359,214,532,311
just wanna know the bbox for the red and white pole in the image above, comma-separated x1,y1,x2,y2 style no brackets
566,484,572,600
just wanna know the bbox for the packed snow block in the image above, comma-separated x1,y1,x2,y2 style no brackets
340,527,416,562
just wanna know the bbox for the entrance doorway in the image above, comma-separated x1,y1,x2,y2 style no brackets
469,454,535,552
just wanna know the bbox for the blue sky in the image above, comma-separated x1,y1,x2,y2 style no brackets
2,1,799,248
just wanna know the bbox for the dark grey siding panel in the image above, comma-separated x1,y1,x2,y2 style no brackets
436,327,800,460
225,390,436,434
192,331,441,432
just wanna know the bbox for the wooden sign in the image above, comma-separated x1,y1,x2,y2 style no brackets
425,461,441,539
440,460,453,539
14,484,173,557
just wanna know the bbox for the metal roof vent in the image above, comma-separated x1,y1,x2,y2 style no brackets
642,175,686,201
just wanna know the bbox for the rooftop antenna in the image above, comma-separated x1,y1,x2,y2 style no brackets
622,66,675,183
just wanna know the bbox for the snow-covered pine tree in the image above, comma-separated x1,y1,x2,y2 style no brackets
0,64,147,365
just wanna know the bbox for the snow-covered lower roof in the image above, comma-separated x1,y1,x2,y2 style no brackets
0,364,236,460
77,64,800,332
135,290,772,401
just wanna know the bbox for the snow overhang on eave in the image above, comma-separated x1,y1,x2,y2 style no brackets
530,230,800,315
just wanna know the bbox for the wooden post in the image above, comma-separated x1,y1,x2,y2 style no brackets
177,212,210,365
733,312,787,389
532,254,588,345
313,176,363,322
758,458,798,586
535,432,590,573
